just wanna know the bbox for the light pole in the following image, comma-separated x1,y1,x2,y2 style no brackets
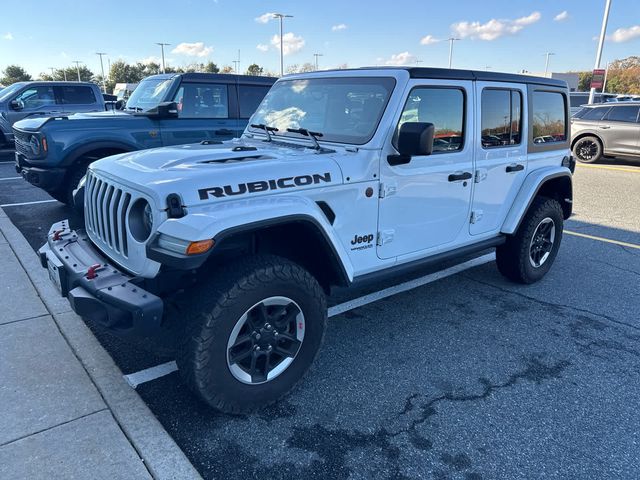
447,38,460,69
156,43,170,74
313,53,323,71
232,60,240,73
72,61,82,82
273,13,293,76
96,52,107,93
48,67,55,79
589,0,612,104
543,52,555,75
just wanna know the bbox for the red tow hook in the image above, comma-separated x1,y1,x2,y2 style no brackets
86,263,102,280
52,230,64,241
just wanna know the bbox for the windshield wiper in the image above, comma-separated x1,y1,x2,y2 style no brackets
286,127,323,150
250,123,279,142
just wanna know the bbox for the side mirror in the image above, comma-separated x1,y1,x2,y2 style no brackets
141,101,179,119
9,99,23,111
388,122,435,166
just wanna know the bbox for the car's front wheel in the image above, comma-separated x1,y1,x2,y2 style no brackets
572,136,602,163
177,255,327,413
496,196,564,284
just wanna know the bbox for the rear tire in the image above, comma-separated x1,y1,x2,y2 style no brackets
572,136,602,163
496,196,564,284
176,254,327,413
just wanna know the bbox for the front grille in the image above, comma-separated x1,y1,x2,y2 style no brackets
13,129,31,157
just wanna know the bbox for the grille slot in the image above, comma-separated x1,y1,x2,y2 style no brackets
13,129,31,157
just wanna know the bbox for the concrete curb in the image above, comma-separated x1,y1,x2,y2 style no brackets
0,207,201,480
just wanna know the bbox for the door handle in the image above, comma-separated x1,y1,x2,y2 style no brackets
505,164,525,173
599,125,611,129
214,129,234,135
448,171,472,182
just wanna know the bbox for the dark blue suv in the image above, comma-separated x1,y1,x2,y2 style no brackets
13,73,276,204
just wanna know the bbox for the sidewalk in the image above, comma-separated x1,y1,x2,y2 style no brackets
0,207,201,480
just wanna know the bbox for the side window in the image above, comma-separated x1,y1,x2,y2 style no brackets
15,86,57,108
239,85,271,118
480,88,522,148
532,91,566,144
59,86,97,104
174,83,229,119
396,87,465,153
604,105,640,123
581,107,609,121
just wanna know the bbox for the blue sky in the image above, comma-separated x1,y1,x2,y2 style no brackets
1,0,639,77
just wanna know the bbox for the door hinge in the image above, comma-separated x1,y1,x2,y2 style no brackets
475,169,488,183
470,210,483,224
378,183,397,198
377,229,395,245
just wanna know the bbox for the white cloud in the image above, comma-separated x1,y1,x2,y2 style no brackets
171,42,214,58
554,11,569,22
271,32,305,55
2,32,13,40
256,44,269,52
332,24,347,32
255,12,276,24
452,11,541,41
607,25,640,43
384,51,417,66
420,35,440,45
140,56,161,65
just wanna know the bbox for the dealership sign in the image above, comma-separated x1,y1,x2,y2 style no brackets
590,69,606,89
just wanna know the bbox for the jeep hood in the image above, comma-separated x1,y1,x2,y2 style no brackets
90,139,344,207
13,110,134,131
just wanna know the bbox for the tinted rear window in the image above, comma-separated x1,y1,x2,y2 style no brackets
532,91,566,143
570,95,589,108
59,86,97,104
604,105,640,123
239,85,271,118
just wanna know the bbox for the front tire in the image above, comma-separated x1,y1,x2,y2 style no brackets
572,136,602,163
177,255,327,413
50,166,87,206
496,196,564,284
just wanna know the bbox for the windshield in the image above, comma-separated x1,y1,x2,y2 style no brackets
0,82,26,102
125,78,172,111
249,77,396,145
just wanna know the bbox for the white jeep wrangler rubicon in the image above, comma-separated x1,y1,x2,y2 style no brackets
40,67,575,413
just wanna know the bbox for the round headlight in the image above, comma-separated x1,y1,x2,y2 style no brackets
129,199,153,242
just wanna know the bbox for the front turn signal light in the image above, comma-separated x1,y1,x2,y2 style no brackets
186,239,214,255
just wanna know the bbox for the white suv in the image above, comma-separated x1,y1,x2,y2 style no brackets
40,67,574,413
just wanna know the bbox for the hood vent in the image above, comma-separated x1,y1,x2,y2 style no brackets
201,154,274,164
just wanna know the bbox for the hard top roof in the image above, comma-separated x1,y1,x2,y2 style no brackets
145,72,277,84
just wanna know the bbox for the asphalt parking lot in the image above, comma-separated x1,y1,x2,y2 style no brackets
2,147,639,479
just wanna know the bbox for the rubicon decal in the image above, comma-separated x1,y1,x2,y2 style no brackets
198,172,332,199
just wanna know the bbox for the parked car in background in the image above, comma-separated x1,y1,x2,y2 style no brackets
571,102,640,163
569,91,618,116
13,73,276,203
0,82,105,146
113,82,138,101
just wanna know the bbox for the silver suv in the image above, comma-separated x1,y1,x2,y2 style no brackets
571,102,640,163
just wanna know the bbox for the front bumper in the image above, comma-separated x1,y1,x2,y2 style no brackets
15,152,66,192
38,220,163,336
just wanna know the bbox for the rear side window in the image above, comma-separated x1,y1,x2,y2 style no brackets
570,95,588,108
481,89,522,148
580,107,609,121
59,86,97,104
604,105,640,123
396,87,465,153
532,91,566,144
239,85,271,118
174,83,228,118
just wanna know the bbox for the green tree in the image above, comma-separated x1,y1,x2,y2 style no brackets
246,63,263,76
1,65,32,85
203,61,220,73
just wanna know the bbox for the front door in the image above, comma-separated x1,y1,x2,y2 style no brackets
600,105,640,155
159,82,240,146
470,82,528,235
7,84,61,125
377,81,474,260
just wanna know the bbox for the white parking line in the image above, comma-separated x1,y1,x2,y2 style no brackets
0,199,58,208
123,253,496,388
0,177,21,181
0,160,16,164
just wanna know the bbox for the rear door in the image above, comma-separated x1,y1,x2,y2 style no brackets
470,82,527,235
600,105,640,155
57,85,101,113
159,81,239,145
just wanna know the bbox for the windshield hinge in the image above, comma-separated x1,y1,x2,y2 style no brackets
378,182,396,198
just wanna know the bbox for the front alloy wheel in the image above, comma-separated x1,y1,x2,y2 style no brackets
528,217,556,268
573,136,602,163
227,297,305,384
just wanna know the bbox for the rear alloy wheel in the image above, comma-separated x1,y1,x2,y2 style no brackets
572,136,602,163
